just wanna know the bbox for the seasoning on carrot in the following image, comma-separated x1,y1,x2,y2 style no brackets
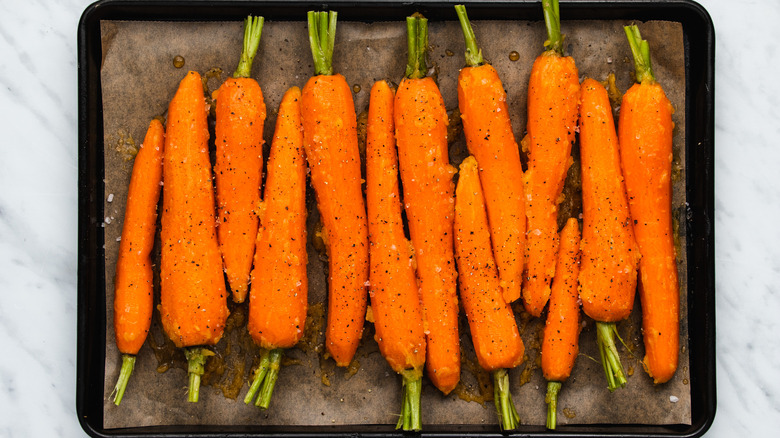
395,13,460,395
522,0,581,317
578,78,641,391
213,16,267,303
455,5,526,304
542,218,581,428
111,119,164,405
301,10,369,367
243,86,308,409
620,25,679,385
366,80,427,431
160,71,230,402
455,156,524,430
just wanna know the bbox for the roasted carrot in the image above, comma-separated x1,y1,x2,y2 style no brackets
243,86,308,409
455,5,526,304
578,78,641,391
366,80,427,431
455,156,524,430
620,25,679,384
213,16,267,303
301,11,369,367
395,14,460,395
522,0,581,317
542,218,581,429
160,71,230,402
111,119,164,405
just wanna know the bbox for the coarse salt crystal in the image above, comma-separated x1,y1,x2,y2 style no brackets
107,193,114,203
670,395,679,403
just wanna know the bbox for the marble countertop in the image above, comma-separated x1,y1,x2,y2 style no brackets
0,0,777,436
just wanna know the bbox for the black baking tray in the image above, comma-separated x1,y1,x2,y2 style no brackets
77,0,715,436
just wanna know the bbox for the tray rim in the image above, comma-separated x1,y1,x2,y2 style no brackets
76,1,716,437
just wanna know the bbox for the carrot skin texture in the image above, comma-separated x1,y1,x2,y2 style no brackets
366,80,426,374
160,71,229,348
578,78,640,323
455,156,525,372
542,218,581,382
523,51,581,317
395,76,460,394
114,119,164,355
248,86,308,350
619,81,679,384
301,74,369,367
458,64,526,304
214,77,266,303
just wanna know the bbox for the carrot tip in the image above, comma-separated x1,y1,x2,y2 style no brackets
492,369,520,430
596,322,628,391
545,381,562,429
185,347,213,402
111,354,136,406
395,371,423,431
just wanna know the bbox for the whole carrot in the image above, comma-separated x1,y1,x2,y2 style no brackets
244,86,308,409
455,5,526,304
455,156,524,431
579,78,641,391
111,119,164,405
301,11,369,367
395,14,460,395
620,25,679,385
160,71,229,402
366,80,427,431
213,16,266,303
522,0,581,317
542,218,581,429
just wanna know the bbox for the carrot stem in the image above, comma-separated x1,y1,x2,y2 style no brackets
243,349,271,404
492,369,520,430
545,381,562,429
111,354,136,406
233,15,264,78
256,349,283,409
624,24,655,84
404,15,429,79
185,347,213,402
596,322,627,391
542,0,564,55
307,11,337,76
396,370,423,431
454,5,484,67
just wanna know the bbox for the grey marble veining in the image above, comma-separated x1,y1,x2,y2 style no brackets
0,0,778,436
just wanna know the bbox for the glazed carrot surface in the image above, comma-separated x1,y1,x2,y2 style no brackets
456,6,525,304
620,25,679,385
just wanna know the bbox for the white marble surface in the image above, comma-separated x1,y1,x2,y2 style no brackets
0,0,777,436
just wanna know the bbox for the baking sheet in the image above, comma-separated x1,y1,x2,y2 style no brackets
100,16,690,429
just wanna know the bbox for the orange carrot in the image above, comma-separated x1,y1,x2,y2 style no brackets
541,218,581,429
578,78,641,391
455,5,526,304
301,11,369,367
620,25,679,385
522,0,580,317
366,80,427,431
160,71,230,402
213,16,267,303
111,119,164,405
455,156,524,430
395,14,460,395
243,86,308,409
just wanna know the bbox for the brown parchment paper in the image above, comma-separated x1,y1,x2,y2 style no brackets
100,17,690,429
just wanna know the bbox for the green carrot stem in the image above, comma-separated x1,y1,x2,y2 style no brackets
454,5,484,67
243,349,272,404
404,14,429,79
395,370,423,431
112,354,136,406
542,0,565,55
596,322,627,391
307,10,338,76
624,24,655,84
256,349,283,409
545,381,562,429
185,347,214,402
492,369,520,430
233,15,264,78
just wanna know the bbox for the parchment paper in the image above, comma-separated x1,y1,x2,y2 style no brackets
100,17,690,429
